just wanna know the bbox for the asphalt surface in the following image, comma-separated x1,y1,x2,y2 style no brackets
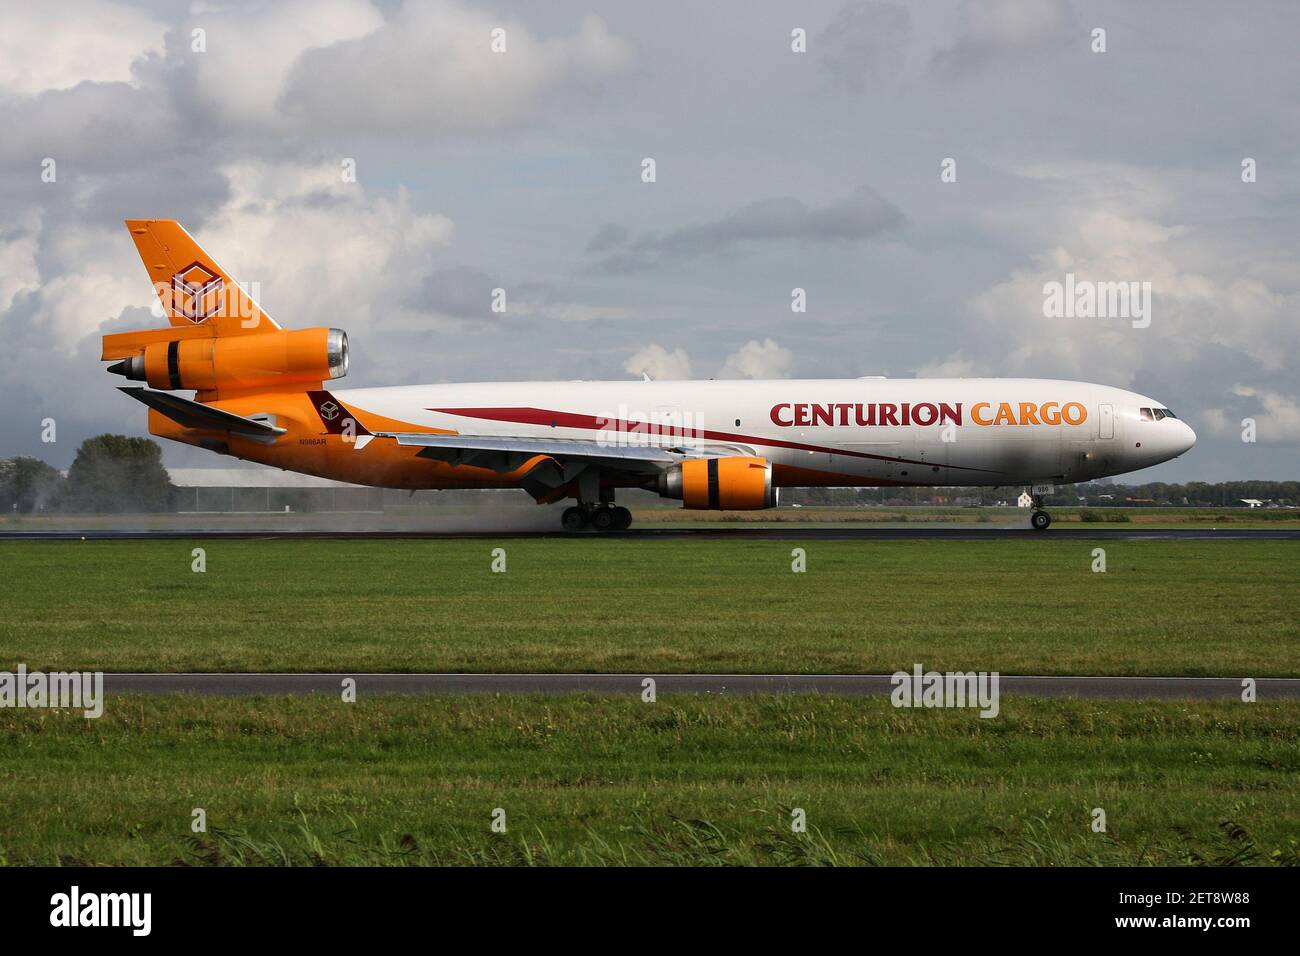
98,673,1300,699
2,527,1297,541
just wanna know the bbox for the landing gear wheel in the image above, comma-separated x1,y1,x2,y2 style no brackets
1031,510,1052,531
561,506,588,532
611,506,632,531
590,508,616,532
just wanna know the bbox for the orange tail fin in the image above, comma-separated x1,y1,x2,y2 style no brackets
105,221,347,397
124,219,279,335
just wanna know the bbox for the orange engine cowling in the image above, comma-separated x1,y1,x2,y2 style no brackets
111,328,348,393
657,457,778,510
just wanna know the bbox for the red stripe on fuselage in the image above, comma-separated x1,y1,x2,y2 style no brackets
426,406,1000,474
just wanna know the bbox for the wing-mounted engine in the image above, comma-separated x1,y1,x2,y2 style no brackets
656,456,778,510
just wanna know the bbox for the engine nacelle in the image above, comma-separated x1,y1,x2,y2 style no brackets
110,328,348,392
657,457,778,510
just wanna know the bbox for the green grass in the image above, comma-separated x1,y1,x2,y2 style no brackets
1,695,1296,866
0,539,1296,674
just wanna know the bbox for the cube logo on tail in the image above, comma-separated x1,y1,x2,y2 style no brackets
171,262,224,323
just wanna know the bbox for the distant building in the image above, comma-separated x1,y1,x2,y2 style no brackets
167,468,381,513
1016,491,1033,508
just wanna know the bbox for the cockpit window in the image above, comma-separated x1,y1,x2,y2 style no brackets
1160,408,1177,419
1152,408,1166,420
1139,407,1154,421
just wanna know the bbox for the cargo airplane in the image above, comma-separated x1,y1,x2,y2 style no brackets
103,220,1196,531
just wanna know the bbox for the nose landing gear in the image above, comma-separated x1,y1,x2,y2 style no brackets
1029,491,1052,530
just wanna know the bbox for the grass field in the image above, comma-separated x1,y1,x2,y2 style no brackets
1,695,1295,866
0,539,1295,674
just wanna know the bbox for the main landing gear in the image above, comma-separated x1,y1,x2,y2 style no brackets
1029,492,1052,531
561,503,632,533
561,470,632,532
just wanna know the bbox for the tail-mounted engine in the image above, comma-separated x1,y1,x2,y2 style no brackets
107,327,348,393
657,456,778,510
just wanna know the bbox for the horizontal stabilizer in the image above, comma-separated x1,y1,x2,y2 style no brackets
118,388,286,438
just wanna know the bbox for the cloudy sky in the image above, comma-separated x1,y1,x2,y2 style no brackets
2,0,1297,481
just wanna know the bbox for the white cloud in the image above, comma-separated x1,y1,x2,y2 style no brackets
956,163,1300,386
33,270,146,344
624,344,691,380
1203,385,1300,443
527,301,629,324
718,339,792,379
19,213,152,345
196,162,455,335
589,188,904,274
189,0,384,126
817,2,912,93
915,356,978,378
279,1,634,133
930,0,1075,80
0,221,39,313
13,159,453,353
0,1,165,95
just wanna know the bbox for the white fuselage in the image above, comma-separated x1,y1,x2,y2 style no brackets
335,377,1195,487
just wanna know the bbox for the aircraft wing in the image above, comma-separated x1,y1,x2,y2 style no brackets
301,389,753,476
380,432,678,473
118,387,286,439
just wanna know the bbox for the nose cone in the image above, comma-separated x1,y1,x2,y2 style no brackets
1177,420,1197,456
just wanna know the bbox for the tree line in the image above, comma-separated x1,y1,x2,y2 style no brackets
1,436,177,514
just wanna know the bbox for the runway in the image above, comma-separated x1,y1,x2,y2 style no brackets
3,527,1297,541
98,673,1300,699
